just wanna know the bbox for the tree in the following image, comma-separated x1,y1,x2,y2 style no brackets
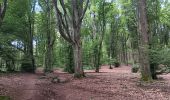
39,0,56,72
2,0,36,72
52,0,89,77
94,0,106,72
87,0,106,72
138,0,152,81
0,0,7,26
20,0,36,73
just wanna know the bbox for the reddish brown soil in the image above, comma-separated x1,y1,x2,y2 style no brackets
0,66,170,100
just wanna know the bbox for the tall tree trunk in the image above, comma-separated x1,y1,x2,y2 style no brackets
73,41,84,77
138,0,152,81
45,45,53,72
94,45,99,72
95,41,103,72
44,0,55,72
125,43,128,65
95,0,105,72
28,16,36,72
23,0,36,73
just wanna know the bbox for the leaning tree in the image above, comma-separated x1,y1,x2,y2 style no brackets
52,0,89,77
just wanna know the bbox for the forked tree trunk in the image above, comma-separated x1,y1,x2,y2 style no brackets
52,0,89,78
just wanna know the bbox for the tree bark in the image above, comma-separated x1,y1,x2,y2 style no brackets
73,41,84,77
138,0,152,81
45,45,53,72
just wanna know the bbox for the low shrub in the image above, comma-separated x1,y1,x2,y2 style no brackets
20,55,34,73
0,96,10,100
114,62,120,67
131,64,139,73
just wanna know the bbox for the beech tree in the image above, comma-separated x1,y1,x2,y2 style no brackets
138,0,152,81
52,0,89,77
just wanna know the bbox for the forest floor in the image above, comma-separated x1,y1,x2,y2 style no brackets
0,65,170,100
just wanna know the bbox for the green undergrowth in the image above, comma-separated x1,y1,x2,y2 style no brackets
0,96,10,100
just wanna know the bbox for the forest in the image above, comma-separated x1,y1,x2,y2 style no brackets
0,0,170,100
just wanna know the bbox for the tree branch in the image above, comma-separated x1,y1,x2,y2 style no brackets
59,0,74,43
1,0,7,18
79,0,89,22
53,0,75,44
0,0,7,25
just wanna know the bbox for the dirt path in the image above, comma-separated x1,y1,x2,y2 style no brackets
0,66,170,100
16,75,37,100
0,74,39,100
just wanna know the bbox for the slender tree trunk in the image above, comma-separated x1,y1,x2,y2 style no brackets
95,41,103,72
94,46,99,72
22,0,36,73
45,45,53,72
138,0,152,81
122,41,126,64
109,23,115,69
124,38,128,65
28,13,35,72
0,58,2,70
44,0,54,72
95,1,105,72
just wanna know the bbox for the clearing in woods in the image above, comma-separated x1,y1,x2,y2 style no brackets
0,66,170,100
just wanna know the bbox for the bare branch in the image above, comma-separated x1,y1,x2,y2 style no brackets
53,0,75,44
1,0,7,17
0,0,7,25
79,0,89,22
59,0,74,43
38,0,46,11
53,0,74,43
